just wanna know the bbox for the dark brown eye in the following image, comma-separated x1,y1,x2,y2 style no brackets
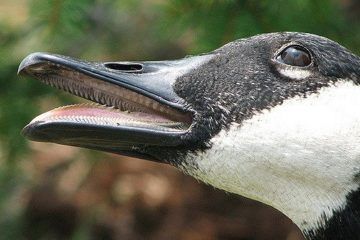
276,46,311,67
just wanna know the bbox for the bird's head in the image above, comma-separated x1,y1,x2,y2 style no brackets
19,32,360,235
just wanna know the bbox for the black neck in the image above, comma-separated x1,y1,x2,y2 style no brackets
304,188,360,240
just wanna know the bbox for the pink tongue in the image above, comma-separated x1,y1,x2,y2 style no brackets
34,104,173,123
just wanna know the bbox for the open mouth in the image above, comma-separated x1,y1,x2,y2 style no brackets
18,52,212,158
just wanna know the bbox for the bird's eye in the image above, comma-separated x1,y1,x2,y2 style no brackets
276,45,311,67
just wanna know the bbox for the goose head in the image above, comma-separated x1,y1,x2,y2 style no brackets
19,32,360,239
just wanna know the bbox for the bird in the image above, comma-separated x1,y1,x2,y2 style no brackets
18,32,360,240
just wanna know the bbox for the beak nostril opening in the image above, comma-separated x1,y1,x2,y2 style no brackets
104,62,143,72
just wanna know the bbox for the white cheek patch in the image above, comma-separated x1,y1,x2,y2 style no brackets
277,66,312,79
182,80,360,231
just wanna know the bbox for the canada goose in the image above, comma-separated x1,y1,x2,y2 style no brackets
18,32,360,240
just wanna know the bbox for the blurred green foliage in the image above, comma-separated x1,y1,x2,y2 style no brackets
0,0,359,238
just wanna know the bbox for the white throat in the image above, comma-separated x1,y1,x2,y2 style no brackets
182,80,360,231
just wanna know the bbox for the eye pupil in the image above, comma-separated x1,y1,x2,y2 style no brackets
277,46,311,67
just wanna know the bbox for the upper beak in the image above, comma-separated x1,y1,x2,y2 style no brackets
18,52,205,110
18,52,213,160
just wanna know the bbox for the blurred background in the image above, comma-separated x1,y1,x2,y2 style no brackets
0,0,359,239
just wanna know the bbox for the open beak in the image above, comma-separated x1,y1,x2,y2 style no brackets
18,52,212,161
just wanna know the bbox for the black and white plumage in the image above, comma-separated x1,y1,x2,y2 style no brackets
18,32,360,240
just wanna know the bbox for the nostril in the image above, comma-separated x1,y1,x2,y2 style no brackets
104,62,143,72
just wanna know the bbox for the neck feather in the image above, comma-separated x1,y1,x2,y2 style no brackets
181,81,360,240
304,188,360,240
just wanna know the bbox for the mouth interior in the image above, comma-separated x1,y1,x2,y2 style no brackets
25,63,192,132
